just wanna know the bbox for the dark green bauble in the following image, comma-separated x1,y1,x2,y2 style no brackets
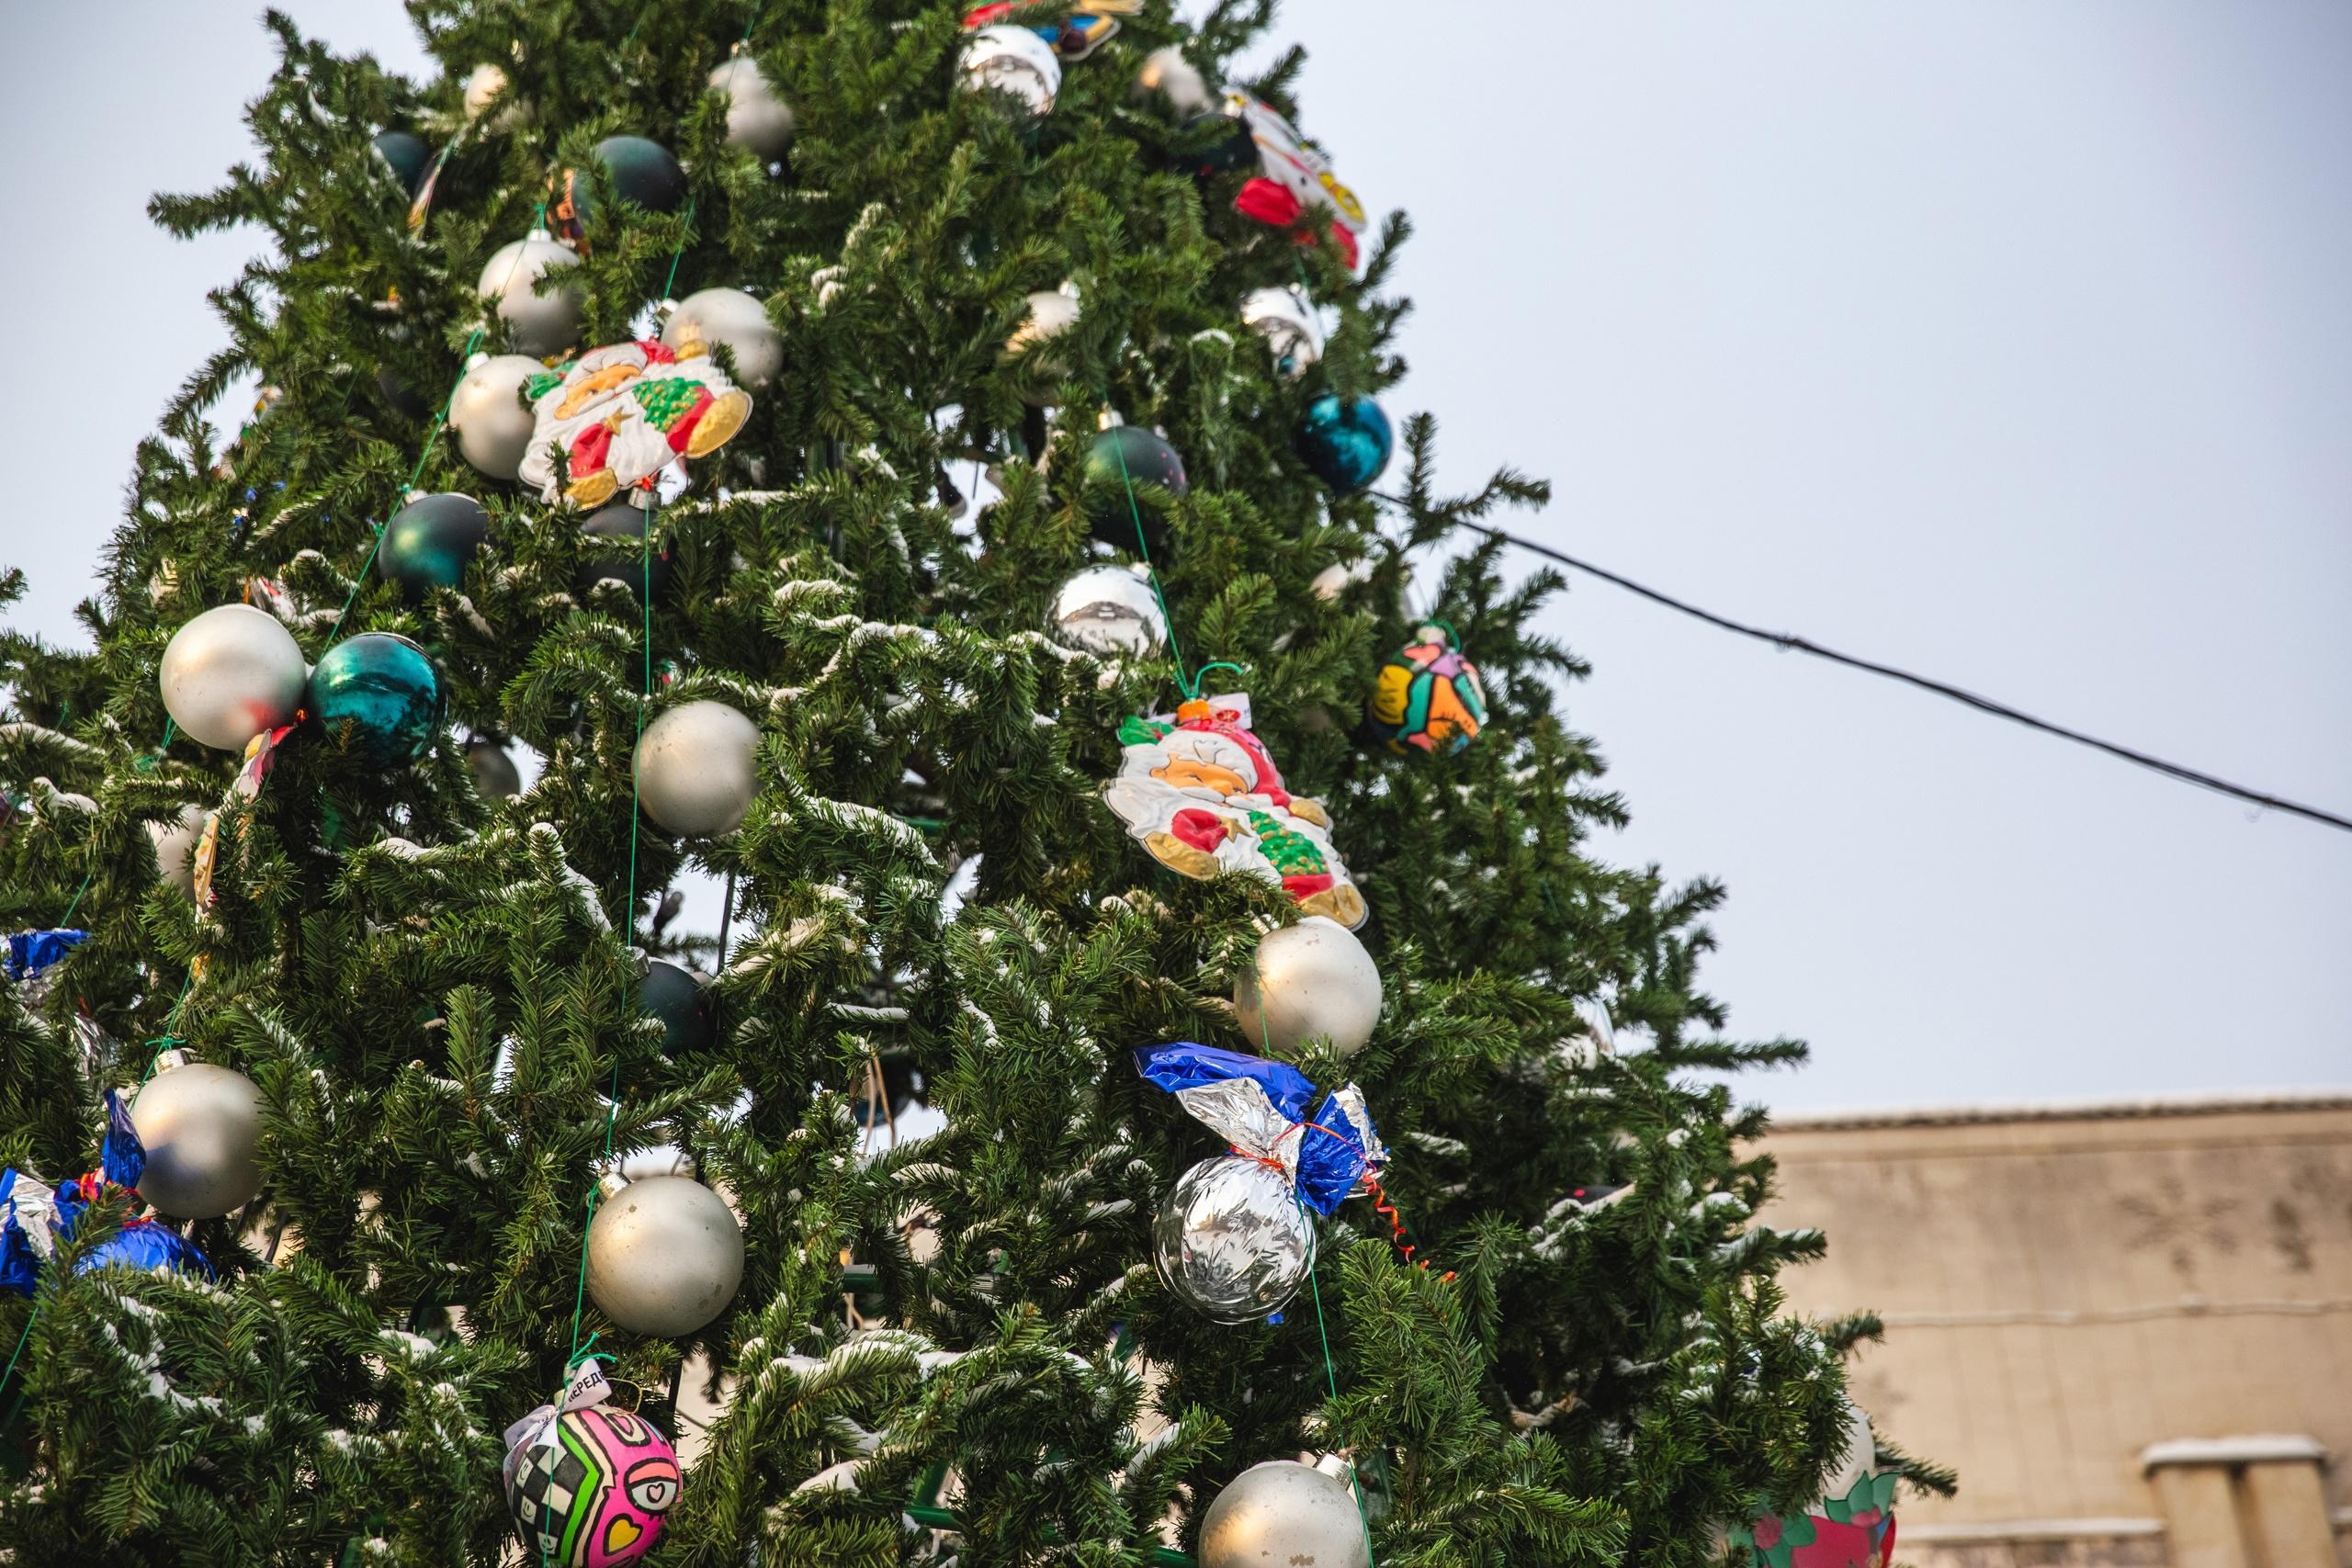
552,135,687,244
1183,107,1257,176
641,959,714,1057
1082,426,1190,555
380,492,490,600
576,502,674,603
308,633,445,767
1297,394,1395,494
375,363,435,421
852,1053,926,1130
371,130,432,197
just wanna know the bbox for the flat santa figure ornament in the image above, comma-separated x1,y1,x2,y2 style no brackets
1102,695,1366,929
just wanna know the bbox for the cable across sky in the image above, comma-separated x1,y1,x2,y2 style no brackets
1453,522,2352,837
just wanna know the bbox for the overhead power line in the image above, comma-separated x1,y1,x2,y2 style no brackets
1452,522,2352,836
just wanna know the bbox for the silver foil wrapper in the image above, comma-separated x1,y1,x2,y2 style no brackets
1153,1154,1315,1323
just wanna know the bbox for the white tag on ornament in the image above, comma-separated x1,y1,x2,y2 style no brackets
529,1361,614,1454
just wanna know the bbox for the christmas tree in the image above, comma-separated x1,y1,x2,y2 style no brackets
0,4,1951,1563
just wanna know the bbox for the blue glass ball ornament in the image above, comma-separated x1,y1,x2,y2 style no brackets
1297,394,1393,495
308,633,446,767
551,134,688,248
641,958,714,1058
380,492,490,601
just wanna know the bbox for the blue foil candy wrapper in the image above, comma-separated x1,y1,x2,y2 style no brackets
5,929,89,983
1134,1041,1384,1216
0,1090,210,1296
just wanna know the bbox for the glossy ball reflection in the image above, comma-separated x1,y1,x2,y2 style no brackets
1153,1155,1313,1323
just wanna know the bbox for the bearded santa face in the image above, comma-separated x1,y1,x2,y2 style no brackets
1150,728,1261,799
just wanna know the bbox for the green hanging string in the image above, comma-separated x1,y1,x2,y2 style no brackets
1305,1246,1379,1568
0,1302,37,1422
58,863,96,927
322,200,548,652
563,502,653,1375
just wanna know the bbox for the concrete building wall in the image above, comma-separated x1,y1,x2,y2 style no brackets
1756,1093,2352,1568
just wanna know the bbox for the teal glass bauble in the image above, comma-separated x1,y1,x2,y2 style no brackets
641,959,714,1057
552,135,687,245
380,492,490,601
309,633,445,767
1082,425,1189,556
1297,395,1393,494
371,130,431,197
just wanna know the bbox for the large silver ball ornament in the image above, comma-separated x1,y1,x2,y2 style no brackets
709,55,795,162
159,604,308,752
478,229,584,357
1003,284,1080,405
1051,565,1167,658
1200,1460,1371,1568
1132,45,1214,118
957,24,1061,117
586,1174,745,1337
662,288,783,389
1240,286,1324,380
448,353,543,480
634,700,761,837
1153,1155,1313,1324
130,1061,266,1220
148,804,209,899
1233,917,1383,1057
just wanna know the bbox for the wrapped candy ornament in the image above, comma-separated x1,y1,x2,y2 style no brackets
503,1364,682,1565
1134,1041,1384,1322
1365,623,1487,756
518,340,752,509
1,1092,213,1295
1103,695,1366,928
1725,1400,1899,1568
1204,91,1367,271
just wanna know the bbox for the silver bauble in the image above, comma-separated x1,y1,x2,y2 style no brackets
448,354,542,480
709,55,795,162
586,1174,745,1337
467,737,522,799
130,1061,266,1220
1200,1460,1371,1568
1004,284,1080,405
634,700,761,837
957,24,1061,116
148,804,209,899
1233,917,1383,1058
159,604,308,752
1153,1155,1313,1324
662,287,783,389
1051,565,1166,658
1132,45,1214,118
478,229,584,357
1240,286,1324,379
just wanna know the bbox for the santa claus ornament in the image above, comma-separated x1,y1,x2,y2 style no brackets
1102,694,1365,928
1206,91,1367,271
518,340,752,509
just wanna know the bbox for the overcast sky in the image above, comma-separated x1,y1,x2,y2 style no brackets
4,3,2346,1111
